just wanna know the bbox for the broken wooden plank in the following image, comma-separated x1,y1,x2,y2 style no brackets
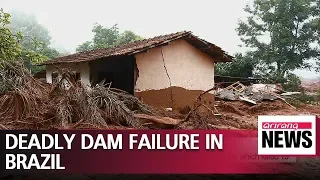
0,124,8,130
208,124,238,130
134,114,182,125
278,97,297,109
259,90,297,109
239,96,257,105
281,92,301,96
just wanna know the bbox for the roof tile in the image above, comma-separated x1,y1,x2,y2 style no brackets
40,31,233,65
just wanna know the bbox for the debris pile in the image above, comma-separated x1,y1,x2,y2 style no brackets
0,61,180,130
216,81,297,107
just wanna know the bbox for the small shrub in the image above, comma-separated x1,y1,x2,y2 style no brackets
286,92,319,106
282,73,303,92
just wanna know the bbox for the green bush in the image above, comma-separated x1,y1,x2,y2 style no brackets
282,73,303,92
287,93,319,107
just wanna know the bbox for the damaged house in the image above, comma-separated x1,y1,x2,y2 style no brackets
40,31,233,110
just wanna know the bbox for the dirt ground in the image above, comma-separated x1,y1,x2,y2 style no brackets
1,81,319,179
211,99,320,130
136,86,320,130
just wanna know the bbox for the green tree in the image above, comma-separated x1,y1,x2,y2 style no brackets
115,30,143,46
237,0,320,81
0,9,22,61
8,10,60,61
76,41,93,52
0,8,44,65
7,10,60,73
215,53,256,77
76,24,143,52
282,73,303,91
92,24,119,49
9,10,51,48
312,0,320,71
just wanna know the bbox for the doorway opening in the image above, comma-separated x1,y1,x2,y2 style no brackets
90,56,135,94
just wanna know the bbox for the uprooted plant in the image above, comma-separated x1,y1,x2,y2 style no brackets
0,61,49,129
0,60,29,93
0,62,154,130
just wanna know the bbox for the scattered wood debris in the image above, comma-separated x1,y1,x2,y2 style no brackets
134,114,182,125
216,81,298,108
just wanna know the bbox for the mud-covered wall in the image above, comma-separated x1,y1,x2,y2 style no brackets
134,39,215,110
135,86,215,112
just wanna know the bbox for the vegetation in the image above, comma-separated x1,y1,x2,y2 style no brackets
281,73,304,91
215,53,256,77
8,10,61,73
287,93,319,107
215,0,320,91
316,89,320,104
9,10,59,58
76,24,143,52
0,9,44,64
0,9,21,61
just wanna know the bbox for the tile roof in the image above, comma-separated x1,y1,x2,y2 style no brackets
40,31,233,65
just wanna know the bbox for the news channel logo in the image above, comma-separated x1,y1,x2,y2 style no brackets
258,115,316,155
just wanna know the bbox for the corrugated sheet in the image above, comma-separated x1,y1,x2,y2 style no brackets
40,31,233,65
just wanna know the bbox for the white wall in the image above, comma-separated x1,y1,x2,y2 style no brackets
134,39,215,92
45,62,91,87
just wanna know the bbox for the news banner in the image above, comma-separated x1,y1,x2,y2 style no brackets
0,115,319,174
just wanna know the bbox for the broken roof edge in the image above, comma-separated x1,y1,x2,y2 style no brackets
38,30,233,66
37,31,191,66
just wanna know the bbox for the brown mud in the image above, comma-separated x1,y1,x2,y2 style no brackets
135,86,215,113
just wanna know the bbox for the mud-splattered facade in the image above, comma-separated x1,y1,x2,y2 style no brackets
41,31,233,110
